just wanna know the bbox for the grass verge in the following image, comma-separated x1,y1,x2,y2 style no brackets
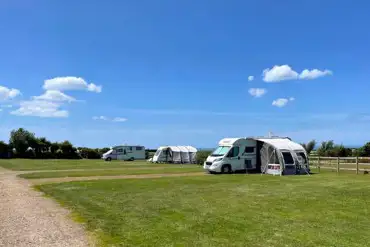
36,172,370,247
0,159,192,171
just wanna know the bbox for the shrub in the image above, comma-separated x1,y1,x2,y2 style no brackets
196,150,212,165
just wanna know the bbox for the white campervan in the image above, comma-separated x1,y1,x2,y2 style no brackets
204,138,258,173
102,145,145,161
204,137,309,175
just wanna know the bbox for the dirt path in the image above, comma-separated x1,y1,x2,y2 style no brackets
0,167,92,247
31,172,207,185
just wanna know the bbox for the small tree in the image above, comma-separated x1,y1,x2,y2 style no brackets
316,140,334,156
301,140,316,154
9,128,37,157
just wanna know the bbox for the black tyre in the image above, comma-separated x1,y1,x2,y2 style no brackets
106,157,112,162
129,157,135,161
221,165,232,174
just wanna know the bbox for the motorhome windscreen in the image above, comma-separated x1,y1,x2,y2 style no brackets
155,150,161,156
211,146,231,157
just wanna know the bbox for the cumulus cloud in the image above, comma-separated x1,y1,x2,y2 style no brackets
263,65,333,82
0,86,21,101
93,116,127,122
1,104,13,108
32,90,76,102
263,65,299,82
43,76,102,93
272,97,295,107
93,116,109,121
299,69,333,80
248,76,254,82
11,100,68,118
112,117,127,122
248,88,267,98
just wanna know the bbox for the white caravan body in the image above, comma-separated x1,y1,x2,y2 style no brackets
203,137,309,175
102,145,145,161
152,146,197,164
186,146,198,163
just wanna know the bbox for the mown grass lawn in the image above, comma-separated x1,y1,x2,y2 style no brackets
19,166,203,179
36,172,370,247
0,159,183,171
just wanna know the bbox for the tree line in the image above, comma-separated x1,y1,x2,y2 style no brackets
0,128,114,159
301,140,370,157
1,128,369,160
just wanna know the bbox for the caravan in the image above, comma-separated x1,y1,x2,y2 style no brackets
152,146,197,164
102,145,145,161
203,137,309,175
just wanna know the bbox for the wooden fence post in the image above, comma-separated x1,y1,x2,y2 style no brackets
337,157,340,174
356,156,359,175
318,156,321,173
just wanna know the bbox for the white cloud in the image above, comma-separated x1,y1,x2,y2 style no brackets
289,97,295,101
93,116,128,122
299,69,333,80
43,76,102,93
32,90,76,102
263,65,333,82
248,88,267,98
263,65,298,82
272,98,289,107
112,117,127,122
1,104,13,108
11,100,68,118
93,116,108,121
0,86,21,101
248,76,254,82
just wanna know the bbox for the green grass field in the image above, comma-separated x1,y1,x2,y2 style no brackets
18,166,203,179
0,159,186,171
36,172,370,247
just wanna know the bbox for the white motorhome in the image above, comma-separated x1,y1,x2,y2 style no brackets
203,137,309,175
102,145,145,161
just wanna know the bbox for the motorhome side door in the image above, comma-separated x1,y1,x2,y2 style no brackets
116,148,127,160
240,146,257,170
225,146,242,170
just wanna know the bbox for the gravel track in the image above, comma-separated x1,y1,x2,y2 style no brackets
0,167,92,247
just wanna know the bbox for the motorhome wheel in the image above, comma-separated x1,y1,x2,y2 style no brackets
129,157,135,161
106,157,112,162
221,165,232,174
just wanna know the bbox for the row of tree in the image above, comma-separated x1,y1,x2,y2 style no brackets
301,140,370,157
1,128,370,160
0,128,111,159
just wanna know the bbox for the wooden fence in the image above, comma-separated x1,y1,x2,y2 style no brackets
308,156,370,174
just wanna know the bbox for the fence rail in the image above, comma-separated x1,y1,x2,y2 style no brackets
308,156,370,174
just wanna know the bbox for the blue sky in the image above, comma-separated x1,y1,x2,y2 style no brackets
0,0,369,148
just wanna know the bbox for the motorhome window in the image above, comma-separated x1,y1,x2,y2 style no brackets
136,146,143,151
117,148,123,153
282,152,294,164
227,147,239,157
244,147,255,153
296,152,307,163
211,146,231,156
